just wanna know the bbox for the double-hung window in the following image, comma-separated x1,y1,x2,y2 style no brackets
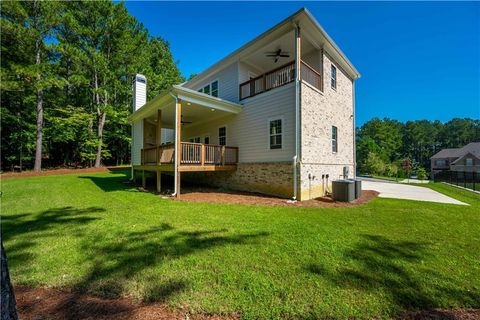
466,158,473,166
269,119,282,149
219,127,226,145
331,64,337,90
332,126,338,153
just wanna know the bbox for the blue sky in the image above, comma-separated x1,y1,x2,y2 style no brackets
124,1,480,125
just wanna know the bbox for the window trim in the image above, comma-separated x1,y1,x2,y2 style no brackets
267,116,284,150
330,64,337,90
218,125,227,146
466,158,474,166
189,136,201,143
332,125,338,153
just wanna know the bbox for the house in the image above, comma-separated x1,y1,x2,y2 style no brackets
128,8,360,201
430,142,480,177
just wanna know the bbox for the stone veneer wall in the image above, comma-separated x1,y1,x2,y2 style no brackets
299,51,355,200
182,162,293,198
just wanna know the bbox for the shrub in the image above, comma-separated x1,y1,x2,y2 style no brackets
417,167,428,180
385,163,398,177
363,152,386,175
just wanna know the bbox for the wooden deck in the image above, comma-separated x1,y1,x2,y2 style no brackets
133,142,238,172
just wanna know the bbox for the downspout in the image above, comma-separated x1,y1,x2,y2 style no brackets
169,92,179,196
352,81,356,178
293,23,300,201
130,125,134,180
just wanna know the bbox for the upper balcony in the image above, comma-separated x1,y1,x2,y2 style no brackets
237,28,324,100
239,60,322,100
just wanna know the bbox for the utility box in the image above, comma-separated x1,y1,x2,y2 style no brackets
332,180,355,202
349,179,362,199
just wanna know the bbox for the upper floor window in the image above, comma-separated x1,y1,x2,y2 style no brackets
219,126,226,145
332,126,338,153
198,80,218,97
435,159,446,167
466,158,473,166
269,119,282,149
331,64,337,90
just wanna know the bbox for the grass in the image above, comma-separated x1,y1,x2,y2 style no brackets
2,170,479,319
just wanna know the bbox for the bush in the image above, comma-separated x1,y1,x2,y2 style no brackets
363,152,386,175
417,167,428,180
385,163,398,177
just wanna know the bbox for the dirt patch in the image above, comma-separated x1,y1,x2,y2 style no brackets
1,166,125,179
15,286,238,320
173,187,379,208
398,308,480,320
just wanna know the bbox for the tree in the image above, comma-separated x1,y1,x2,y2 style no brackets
363,152,386,175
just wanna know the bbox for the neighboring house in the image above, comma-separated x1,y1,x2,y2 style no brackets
128,8,360,201
430,142,480,177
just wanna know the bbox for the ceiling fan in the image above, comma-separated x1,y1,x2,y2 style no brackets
181,115,192,125
265,49,290,63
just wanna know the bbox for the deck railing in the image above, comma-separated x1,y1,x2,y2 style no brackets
300,60,322,91
239,61,295,100
239,60,323,100
141,142,238,166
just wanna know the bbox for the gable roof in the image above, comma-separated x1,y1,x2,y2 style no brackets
431,142,480,159
184,8,360,89
451,151,480,165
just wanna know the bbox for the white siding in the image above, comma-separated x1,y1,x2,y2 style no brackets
183,62,239,102
133,75,146,111
182,82,296,163
238,62,263,84
161,128,174,144
132,120,143,165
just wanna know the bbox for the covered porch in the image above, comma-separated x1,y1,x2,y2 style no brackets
128,85,242,195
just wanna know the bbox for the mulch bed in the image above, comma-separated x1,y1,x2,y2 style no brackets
15,286,479,320
15,286,238,320
173,187,379,208
1,167,122,179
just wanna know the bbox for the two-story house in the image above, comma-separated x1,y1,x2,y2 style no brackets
430,142,480,178
128,8,360,201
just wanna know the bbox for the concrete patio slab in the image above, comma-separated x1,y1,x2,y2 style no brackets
362,181,468,205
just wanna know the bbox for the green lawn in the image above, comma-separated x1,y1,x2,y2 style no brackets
2,171,479,319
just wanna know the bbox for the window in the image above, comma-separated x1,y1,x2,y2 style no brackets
189,137,201,143
198,80,218,97
211,81,218,97
219,127,226,145
204,136,210,144
435,159,446,167
203,84,210,95
331,64,337,89
466,158,473,166
269,119,282,149
332,126,338,153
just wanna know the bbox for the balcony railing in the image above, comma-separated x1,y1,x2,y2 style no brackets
141,142,238,166
239,60,323,100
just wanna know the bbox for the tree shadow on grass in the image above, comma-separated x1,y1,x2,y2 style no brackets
306,234,480,316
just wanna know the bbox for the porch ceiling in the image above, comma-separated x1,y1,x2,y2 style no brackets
128,85,242,126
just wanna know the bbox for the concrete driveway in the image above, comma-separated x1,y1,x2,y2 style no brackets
362,180,467,205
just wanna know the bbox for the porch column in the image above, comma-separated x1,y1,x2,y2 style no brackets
156,170,161,193
295,25,301,81
175,98,182,197
156,110,162,146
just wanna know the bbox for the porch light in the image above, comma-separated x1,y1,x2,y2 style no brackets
187,102,191,106
211,108,215,112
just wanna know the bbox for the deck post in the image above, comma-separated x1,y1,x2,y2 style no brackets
221,146,225,166
201,144,205,166
175,98,182,197
156,170,161,193
142,170,146,188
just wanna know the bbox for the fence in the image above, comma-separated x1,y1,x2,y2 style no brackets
433,170,480,192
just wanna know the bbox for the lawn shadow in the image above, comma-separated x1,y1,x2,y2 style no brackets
2,206,104,270
306,234,480,315
73,224,269,304
79,174,135,192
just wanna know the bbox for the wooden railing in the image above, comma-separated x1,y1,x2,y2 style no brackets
239,61,295,100
141,142,238,166
239,60,323,100
300,60,322,91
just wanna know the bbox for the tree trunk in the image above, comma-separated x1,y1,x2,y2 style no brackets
94,90,107,168
34,38,43,172
1,241,18,320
